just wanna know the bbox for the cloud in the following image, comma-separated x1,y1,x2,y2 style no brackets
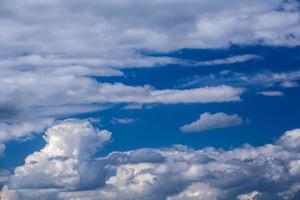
111,118,135,124
258,91,284,97
191,55,262,66
180,112,243,133
0,74,242,108
0,119,55,143
238,191,261,200
179,69,300,89
9,119,111,190
0,0,299,60
0,0,298,147
0,65,242,144
0,144,5,157
0,170,10,189
280,81,299,88
2,123,300,200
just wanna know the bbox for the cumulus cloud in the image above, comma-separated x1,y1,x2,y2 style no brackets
1,121,300,199
9,119,111,190
180,112,243,133
258,91,284,97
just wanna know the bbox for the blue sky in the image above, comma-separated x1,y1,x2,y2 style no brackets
1,1,300,199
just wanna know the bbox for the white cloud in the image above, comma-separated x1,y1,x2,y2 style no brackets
9,119,111,190
122,104,144,110
258,91,284,97
2,124,300,200
180,69,300,89
0,0,299,59
0,67,242,144
276,128,300,150
167,182,220,200
0,0,298,146
180,112,243,133
191,55,262,66
111,118,135,125
0,119,55,143
238,191,261,200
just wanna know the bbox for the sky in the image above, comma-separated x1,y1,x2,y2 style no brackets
1,0,300,199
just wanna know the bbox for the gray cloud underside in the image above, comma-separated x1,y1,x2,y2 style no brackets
1,119,300,200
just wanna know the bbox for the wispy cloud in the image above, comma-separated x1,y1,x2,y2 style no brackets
187,55,262,66
111,118,135,124
180,70,300,89
258,91,284,97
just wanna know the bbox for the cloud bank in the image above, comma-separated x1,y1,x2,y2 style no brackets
2,120,300,200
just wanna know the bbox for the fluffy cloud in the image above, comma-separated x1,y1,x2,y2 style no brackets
9,119,111,190
180,112,243,133
2,121,300,200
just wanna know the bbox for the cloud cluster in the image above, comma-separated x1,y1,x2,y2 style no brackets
180,112,243,133
1,0,299,147
2,120,300,200
9,119,111,190
0,65,242,144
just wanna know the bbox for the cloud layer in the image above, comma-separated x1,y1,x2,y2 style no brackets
2,120,300,200
1,0,299,148
1,0,299,59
